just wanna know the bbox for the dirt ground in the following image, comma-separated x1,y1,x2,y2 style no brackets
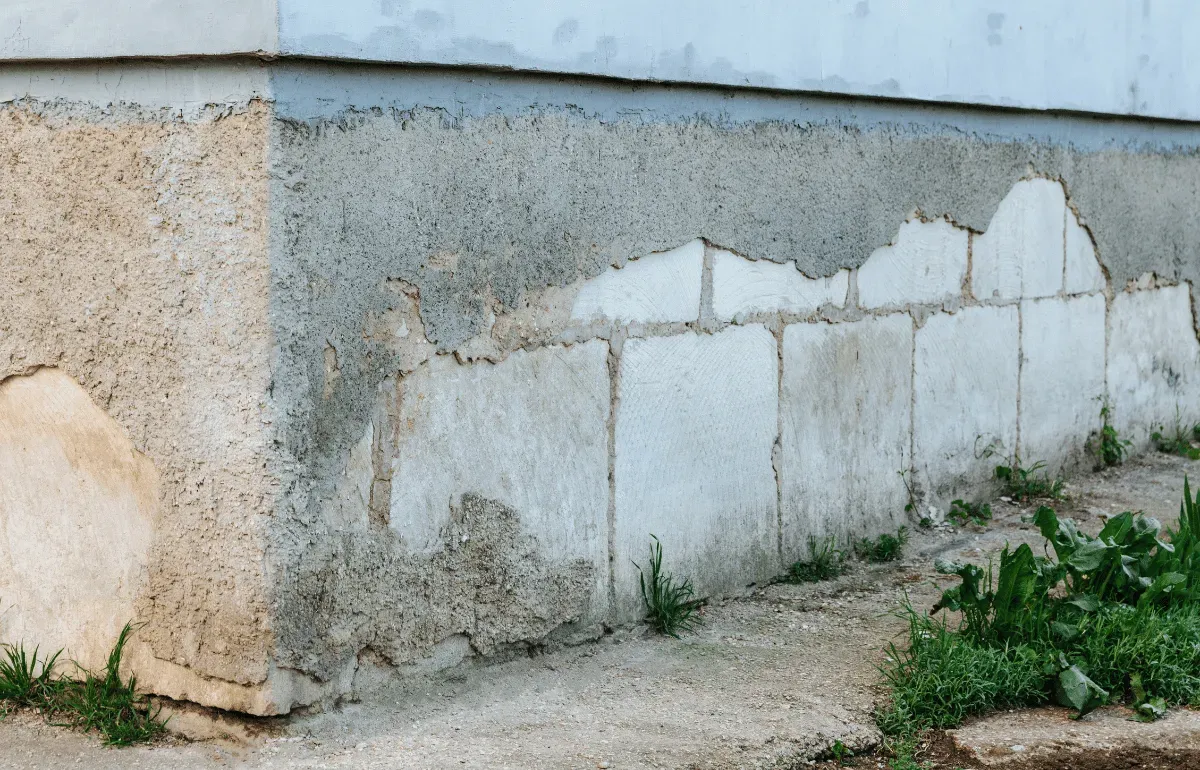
2,452,1199,769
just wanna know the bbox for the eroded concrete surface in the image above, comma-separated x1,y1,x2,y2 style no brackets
5,59,1200,716
0,101,280,709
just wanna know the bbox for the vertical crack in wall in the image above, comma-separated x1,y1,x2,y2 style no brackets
698,241,716,331
1015,302,1024,461
772,322,785,562
604,335,621,620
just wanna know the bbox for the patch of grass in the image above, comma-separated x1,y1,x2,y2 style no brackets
994,456,1064,502
785,536,847,583
1152,408,1200,460
0,623,165,746
635,535,704,638
858,528,908,563
1094,401,1131,467
947,499,992,527
878,476,1200,743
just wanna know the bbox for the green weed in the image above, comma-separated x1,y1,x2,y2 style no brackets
1095,402,1131,467
785,536,847,583
994,457,1064,502
947,499,992,527
0,622,165,746
878,476,1200,741
858,528,908,563
1152,408,1200,460
635,535,704,638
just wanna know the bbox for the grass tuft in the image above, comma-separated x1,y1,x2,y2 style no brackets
1094,402,1131,467
1152,408,1200,460
785,536,847,583
635,535,705,638
0,622,165,746
858,528,908,563
994,456,1064,502
947,499,992,527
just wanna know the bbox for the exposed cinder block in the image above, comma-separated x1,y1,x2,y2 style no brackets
571,240,703,325
1064,213,1106,295
390,341,611,613
914,305,1019,509
857,219,968,309
1019,295,1107,474
711,248,848,320
780,315,912,559
972,179,1066,301
1108,285,1200,446
613,325,779,618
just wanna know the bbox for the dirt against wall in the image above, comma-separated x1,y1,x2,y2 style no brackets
0,103,277,705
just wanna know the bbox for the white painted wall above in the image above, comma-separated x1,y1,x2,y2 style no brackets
0,0,277,59
5,0,1200,121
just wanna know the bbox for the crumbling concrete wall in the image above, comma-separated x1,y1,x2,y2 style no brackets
4,59,1200,717
264,68,1200,707
0,99,287,712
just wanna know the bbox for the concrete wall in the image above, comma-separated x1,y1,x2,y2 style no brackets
3,56,1200,716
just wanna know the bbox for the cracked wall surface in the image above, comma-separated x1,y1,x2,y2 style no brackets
5,60,1200,716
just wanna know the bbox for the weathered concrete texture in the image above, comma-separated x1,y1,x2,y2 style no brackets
1108,285,1200,446
265,92,1200,697
914,306,1020,509
571,240,703,325
780,315,913,559
389,342,610,613
613,325,779,617
972,178,1067,302
856,219,967,310
1018,294,1107,474
712,249,848,321
0,103,277,710
0,368,156,673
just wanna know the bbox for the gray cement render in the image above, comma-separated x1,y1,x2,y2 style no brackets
261,60,1200,684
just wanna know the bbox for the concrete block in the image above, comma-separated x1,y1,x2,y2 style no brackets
780,315,913,560
712,249,848,320
613,325,779,618
1108,285,1200,446
972,179,1066,301
1019,295,1107,474
0,369,156,673
914,306,1019,509
857,219,968,309
1064,213,1106,295
390,341,611,613
571,240,703,325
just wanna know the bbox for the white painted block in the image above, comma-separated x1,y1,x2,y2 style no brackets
1019,295,1107,474
972,179,1066,301
613,325,779,618
711,249,848,320
780,315,912,560
914,306,1019,509
571,240,703,325
390,342,611,613
857,219,968,309
1108,286,1200,446
1064,213,1106,295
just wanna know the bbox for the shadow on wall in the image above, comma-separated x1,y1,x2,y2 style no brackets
376,175,1200,627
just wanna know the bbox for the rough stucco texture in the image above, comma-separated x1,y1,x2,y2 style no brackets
266,106,1200,690
0,104,275,700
